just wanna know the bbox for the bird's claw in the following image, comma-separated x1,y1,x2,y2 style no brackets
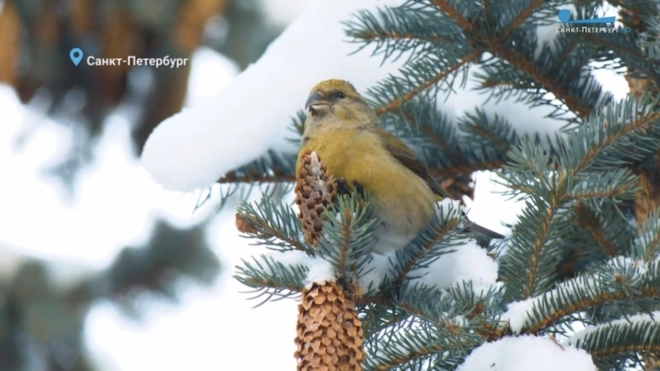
333,178,366,198
334,177,352,195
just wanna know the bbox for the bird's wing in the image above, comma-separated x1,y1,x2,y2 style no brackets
378,129,452,199
378,129,505,243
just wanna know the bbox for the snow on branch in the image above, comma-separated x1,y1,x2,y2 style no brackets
141,0,407,192
568,312,660,369
457,335,596,371
501,256,657,335
141,0,586,192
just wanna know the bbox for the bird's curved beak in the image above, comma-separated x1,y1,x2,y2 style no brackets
305,92,329,115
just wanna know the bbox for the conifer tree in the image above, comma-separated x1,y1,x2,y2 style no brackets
226,1,660,369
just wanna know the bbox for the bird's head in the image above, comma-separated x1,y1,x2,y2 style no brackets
303,79,377,136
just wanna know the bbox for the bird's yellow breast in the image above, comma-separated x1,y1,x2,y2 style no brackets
297,129,435,240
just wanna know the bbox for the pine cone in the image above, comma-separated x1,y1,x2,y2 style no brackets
295,151,337,246
294,282,364,371
235,213,259,234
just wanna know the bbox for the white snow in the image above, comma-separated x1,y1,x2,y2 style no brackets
0,245,28,282
357,250,396,292
501,256,648,334
263,0,313,26
503,299,541,334
409,239,499,294
463,171,516,236
534,4,575,59
309,151,322,177
141,0,407,192
503,277,597,334
0,0,632,368
87,216,301,371
261,250,336,287
434,198,462,221
263,249,311,268
568,311,660,346
457,335,597,371
0,87,209,270
185,46,240,105
142,0,629,194
433,5,628,145
356,199,503,294
430,60,573,148
606,256,647,276
534,24,558,60
303,256,336,287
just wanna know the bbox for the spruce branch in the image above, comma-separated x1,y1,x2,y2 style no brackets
234,254,308,305
573,202,622,258
555,202,634,282
218,149,297,184
397,283,458,325
566,169,639,201
383,102,500,194
458,110,517,156
634,164,660,228
364,316,480,371
516,195,563,300
495,97,660,296
556,194,638,283
499,0,546,41
383,101,510,197
352,28,450,46
633,209,660,261
371,50,481,115
345,4,456,60
354,27,450,44
640,15,660,49
487,43,593,117
446,282,509,341
236,195,308,252
361,304,411,340
391,103,460,155
218,174,293,184
390,203,461,285
505,139,553,190
570,315,660,370
429,0,472,32
428,159,505,177
561,96,660,174
216,116,305,187
582,32,660,86
499,141,566,301
396,282,501,345
550,41,579,76
509,257,660,336
316,194,379,282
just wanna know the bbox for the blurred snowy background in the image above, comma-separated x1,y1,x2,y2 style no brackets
0,1,310,370
0,0,630,370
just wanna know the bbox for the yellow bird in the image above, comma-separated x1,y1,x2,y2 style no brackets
296,79,504,254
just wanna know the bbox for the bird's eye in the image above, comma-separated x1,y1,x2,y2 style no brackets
336,91,346,99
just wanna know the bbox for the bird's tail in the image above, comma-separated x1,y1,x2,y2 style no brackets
462,217,505,247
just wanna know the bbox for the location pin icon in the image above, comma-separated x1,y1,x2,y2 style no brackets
557,9,571,23
69,48,83,66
